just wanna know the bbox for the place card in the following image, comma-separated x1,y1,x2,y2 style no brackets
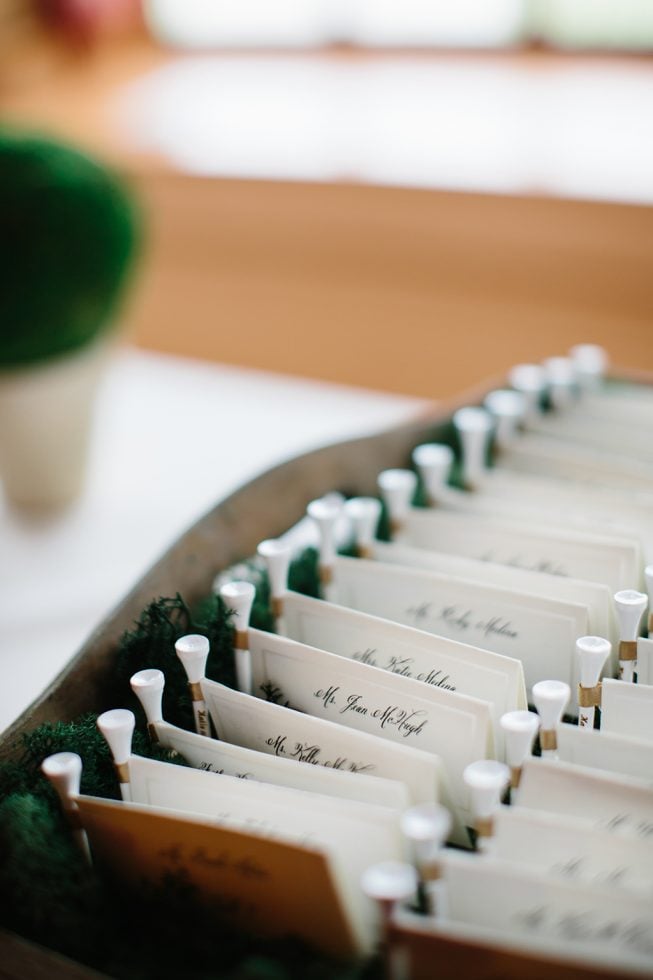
517,757,653,840
331,555,588,691
440,851,653,974
247,627,494,827
76,794,360,957
492,805,653,895
557,722,653,784
500,431,653,494
526,411,653,463
394,508,640,595
637,637,653,685
153,720,411,810
372,539,614,651
450,466,653,564
199,679,466,843
601,678,653,744
281,589,527,750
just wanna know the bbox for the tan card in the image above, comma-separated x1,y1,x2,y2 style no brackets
76,794,360,957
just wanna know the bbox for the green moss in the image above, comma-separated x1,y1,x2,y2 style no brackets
0,131,139,367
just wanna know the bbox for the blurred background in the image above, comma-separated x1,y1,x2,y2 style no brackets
1,0,652,731
3,0,653,396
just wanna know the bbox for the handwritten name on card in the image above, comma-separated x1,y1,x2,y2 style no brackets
395,508,640,594
248,628,493,824
442,852,653,972
372,540,614,649
154,721,410,810
199,680,467,844
517,757,653,841
493,805,653,895
75,795,360,957
332,556,587,690
281,592,526,750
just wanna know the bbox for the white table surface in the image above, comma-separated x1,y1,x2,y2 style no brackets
0,347,428,734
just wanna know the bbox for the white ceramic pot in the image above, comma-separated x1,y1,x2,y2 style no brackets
0,340,109,510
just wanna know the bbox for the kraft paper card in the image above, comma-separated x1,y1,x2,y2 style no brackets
281,589,527,750
492,804,653,895
372,539,614,651
557,722,653,785
125,753,405,946
247,627,493,826
154,720,410,810
331,555,588,691
517,757,653,840
75,794,360,957
601,678,653,744
394,507,640,595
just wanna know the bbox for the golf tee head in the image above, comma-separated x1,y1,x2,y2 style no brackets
508,363,546,420
484,390,526,451
97,709,135,767
452,407,493,490
344,497,382,557
130,668,165,726
257,539,292,600
175,634,211,685
412,443,454,504
377,469,417,534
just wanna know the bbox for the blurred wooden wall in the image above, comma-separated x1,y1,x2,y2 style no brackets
126,174,653,398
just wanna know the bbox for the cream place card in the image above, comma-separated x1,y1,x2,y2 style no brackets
372,539,615,650
76,794,361,957
517,757,653,840
526,411,653,463
492,805,653,895
199,679,467,843
637,637,653,685
281,589,527,750
557,722,653,784
394,507,641,595
440,851,653,974
601,678,653,744
246,627,493,827
153,720,410,810
331,555,588,691
454,467,653,563
500,431,653,494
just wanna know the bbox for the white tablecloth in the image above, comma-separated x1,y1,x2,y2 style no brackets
0,347,428,733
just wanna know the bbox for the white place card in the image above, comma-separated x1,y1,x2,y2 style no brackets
281,589,527,751
247,627,493,827
501,431,653,494
526,411,653,463
492,805,653,895
517,757,653,840
372,539,615,650
557,722,653,785
637,637,653,685
76,794,361,957
395,507,641,595
601,678,653,744
200,679,466,843
331,555,588,691
153,720,411,810
441,851,653,974
455,466,653,563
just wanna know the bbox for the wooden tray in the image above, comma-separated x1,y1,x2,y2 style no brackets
0,374,647,979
